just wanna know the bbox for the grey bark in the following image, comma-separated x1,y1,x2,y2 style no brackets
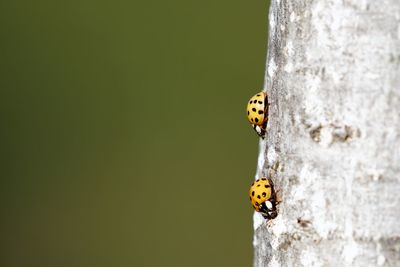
253,0,400,266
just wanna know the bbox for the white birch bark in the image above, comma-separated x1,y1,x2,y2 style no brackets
253,0,400,266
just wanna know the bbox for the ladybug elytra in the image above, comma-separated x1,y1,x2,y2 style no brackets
249,177,278,220
246,92,269,138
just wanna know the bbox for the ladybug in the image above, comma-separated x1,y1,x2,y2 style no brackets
246,91,269,138
249,177,278,220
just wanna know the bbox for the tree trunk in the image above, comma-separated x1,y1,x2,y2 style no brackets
253,0,400,266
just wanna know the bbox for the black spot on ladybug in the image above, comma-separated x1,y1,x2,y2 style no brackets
249,100,252,104
261,178,267,181
257,184,260,187
255,202,259,206
265,185,270,188
258,101,262,104
255,118,259,123
248,111,249,115
252,108,256,112
257,94,260,97
251,182,254,186
257,195,261,199
258,110,264,114
251,118,254,122
249,196,252,201
262,192,266,197
252,191,255,196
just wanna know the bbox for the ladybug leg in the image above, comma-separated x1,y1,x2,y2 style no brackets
259,122,267,139
264,93,269,106
262,120,268,131
268,179,281,204
260,128,267,138
262,211,277,220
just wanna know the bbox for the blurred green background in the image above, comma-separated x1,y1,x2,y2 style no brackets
0,0,269,266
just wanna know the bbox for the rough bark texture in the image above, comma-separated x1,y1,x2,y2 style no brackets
253,0,400,266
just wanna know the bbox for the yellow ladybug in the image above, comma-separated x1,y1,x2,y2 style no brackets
249,177,277,219
246,91,269,138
